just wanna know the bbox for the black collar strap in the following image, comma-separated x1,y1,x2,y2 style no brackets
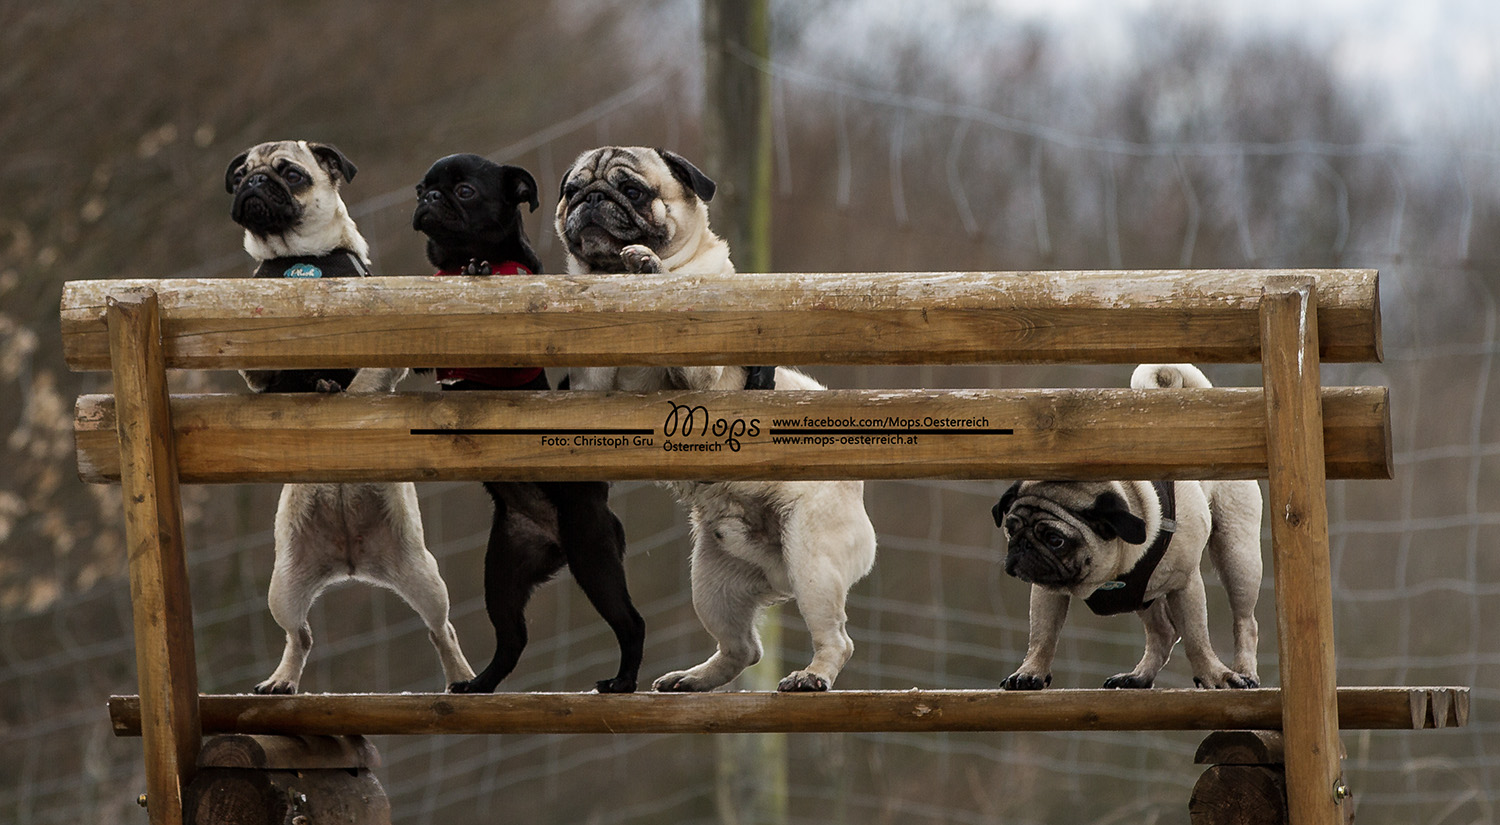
254,249,370,279
1084,481,1177,617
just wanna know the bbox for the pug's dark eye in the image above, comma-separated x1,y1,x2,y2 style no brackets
232,169,247,186
622,185,648,204
1040,529,1066,551
563,183,581,199
283,167,306,185
455,183,477,200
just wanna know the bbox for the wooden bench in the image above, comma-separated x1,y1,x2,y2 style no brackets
62,269,1466,825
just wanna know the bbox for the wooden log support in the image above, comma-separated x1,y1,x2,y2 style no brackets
1189,732,1354,825
185,734,389,825
106,687,1469,737
1260,279,1344,825
1192,732,1293,825
59,270,1381,371
73,387,1393,484
106,290,201,825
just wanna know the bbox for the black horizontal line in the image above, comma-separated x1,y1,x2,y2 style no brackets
768,428,1014,436
411,428,654,436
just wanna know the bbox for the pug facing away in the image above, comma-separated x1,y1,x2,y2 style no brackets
557,146,877,692
992,364,1263,691
225,140,475,693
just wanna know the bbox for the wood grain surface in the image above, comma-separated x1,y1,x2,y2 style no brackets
61,270,1381,371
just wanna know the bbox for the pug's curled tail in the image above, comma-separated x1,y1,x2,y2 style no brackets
1130,363,1212,390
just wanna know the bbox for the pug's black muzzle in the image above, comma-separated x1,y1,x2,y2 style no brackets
412,190,458,234
567,195,638,238
1004,536,1081,587
232,175,301,236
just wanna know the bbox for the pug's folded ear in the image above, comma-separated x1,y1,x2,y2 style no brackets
655,148,716,202
499,165,539,212
1080,492,1147,544
993,481,1023,528
225,151,250,194
307,142,358,184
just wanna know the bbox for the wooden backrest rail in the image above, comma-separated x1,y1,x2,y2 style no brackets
61,270,1381,371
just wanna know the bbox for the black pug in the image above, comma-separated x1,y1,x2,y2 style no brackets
414,152,644,693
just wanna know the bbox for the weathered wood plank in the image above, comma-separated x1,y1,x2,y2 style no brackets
60,270,1381,371
106,290,201,825
106,687,1469,737
1261,279,1344,825
74,387,1391,484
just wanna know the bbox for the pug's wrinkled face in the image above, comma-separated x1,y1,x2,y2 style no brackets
993,482,1148,589
224,140,357,249
998,503,1093,587
554,146,717,273
413,153,539,273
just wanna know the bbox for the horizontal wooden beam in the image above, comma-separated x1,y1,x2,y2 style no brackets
75,387,1391,484
61,270,1381,371
108,687,1467,736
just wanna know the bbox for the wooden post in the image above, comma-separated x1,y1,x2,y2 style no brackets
107,289,201,825
1260,279,1345,825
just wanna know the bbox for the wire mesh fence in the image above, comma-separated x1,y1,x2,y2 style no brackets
4,36,1499,823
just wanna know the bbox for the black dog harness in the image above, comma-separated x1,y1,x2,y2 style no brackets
254,249,371,279
1083,481,1177,616
248,249,370,393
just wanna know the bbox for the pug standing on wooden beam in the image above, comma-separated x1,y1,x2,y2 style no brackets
225,140,475,694
558,146,877,692
992,364,1264,691
413,152,644,694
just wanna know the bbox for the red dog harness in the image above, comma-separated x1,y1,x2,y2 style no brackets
433,262,545,388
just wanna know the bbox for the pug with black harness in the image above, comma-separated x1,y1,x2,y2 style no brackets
992,364,1264,691
413,152,645,693
225,140,475,693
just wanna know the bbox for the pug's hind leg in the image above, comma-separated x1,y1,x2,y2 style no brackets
777,498,872,692
257,547,325,695
1103,599,1178,689
377,486,475,689
1168,576,1251,688
653,542,771,692
1206,481,1264,687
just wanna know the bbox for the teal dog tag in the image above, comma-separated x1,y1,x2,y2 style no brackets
283,263,323,278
